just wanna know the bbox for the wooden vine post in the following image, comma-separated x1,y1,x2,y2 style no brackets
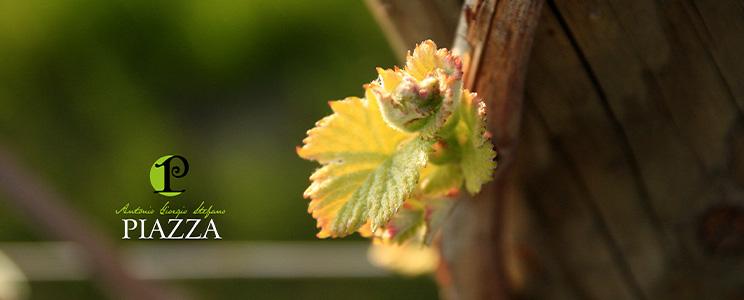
441,1,543,299
368,0,744,299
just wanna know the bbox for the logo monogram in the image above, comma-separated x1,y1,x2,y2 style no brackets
149,155,189,197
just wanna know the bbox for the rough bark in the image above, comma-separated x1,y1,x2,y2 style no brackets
441,1,544,299
368,0,744,299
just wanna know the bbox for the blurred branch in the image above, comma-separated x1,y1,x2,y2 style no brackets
364,0,462,61
0,242,385,280
0,145,175,300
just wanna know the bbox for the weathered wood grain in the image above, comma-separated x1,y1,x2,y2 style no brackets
364,0,461,61
440,1,545,299
547,0,744,297
515,106,636,299
685,0,744,113
365,0,744,299
517,8,666,298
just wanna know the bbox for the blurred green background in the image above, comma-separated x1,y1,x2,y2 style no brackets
0,0,437,298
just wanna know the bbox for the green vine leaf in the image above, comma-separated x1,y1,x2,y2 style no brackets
419,163,463,196
333,136,431,234
457,91,497,194
298,40,496,241
297,89,429,237
377,197,455,245
382,201,425,244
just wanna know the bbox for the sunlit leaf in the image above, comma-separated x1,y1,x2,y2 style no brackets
298,40,496,246
298,88,430,237
378,196,455,245
419,163,462,196
457,91,497,194
381,201,425,244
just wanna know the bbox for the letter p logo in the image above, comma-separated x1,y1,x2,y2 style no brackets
150,155,189,197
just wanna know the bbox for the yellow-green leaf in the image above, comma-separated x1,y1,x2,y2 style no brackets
457,91,497,194
419,163,463,196
298,89,430,238
383,202,425,244
333,136,430,235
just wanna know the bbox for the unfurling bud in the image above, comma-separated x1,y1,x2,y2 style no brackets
368,40,463,134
